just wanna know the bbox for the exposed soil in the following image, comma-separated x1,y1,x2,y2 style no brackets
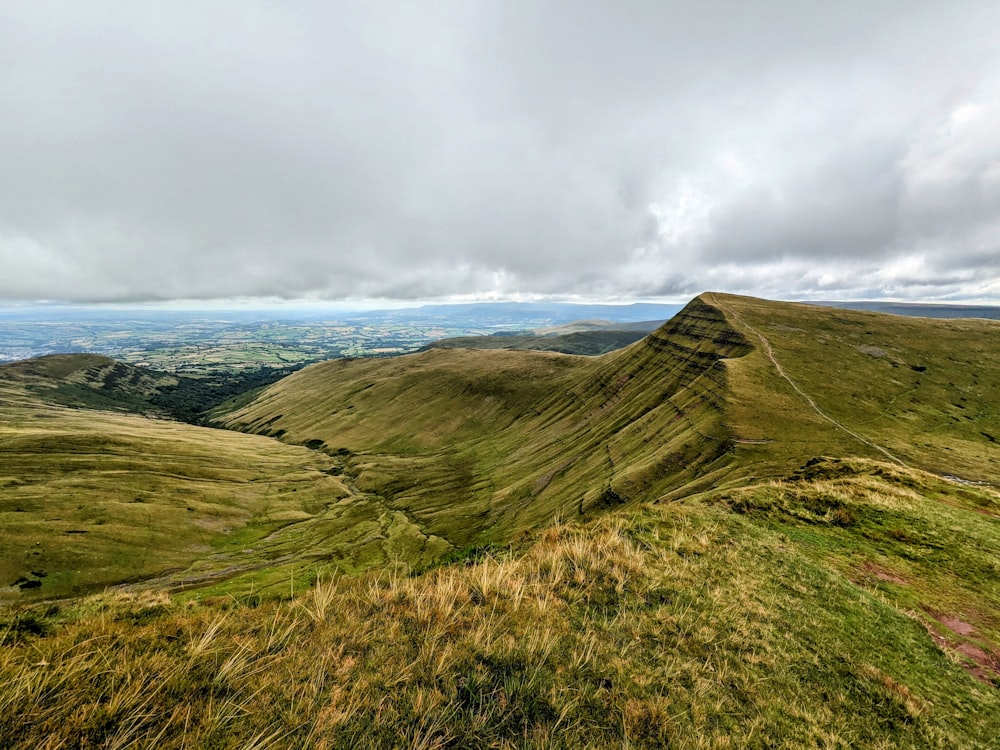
930,612,976,636
954,642,1000,685
920,608,999,685
859,561,907,585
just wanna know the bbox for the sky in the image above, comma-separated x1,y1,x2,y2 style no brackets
1,1,999,305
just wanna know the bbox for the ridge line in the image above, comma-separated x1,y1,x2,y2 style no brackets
707,294,908,468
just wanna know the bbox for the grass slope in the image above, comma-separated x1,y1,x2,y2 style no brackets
0,372,453,602
217,297,751,550
0,353,180,415
1,461,997,747
709,292,1000,483
423,329,649,356
218,293,1000,555
10,293,998,604
0,352,299,423
2,293,999,745
534,318,666,335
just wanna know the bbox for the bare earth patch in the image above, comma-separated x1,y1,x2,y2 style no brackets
857,345,889,359
920,608,1000,685
859,561,907,585
954,642,1000,685
930,611,976,637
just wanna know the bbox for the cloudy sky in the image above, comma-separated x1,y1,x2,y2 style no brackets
2,1,999,304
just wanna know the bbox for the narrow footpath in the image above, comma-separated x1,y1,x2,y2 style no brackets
708,293,909,468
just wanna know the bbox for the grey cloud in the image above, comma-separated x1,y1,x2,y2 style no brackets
1,1,999,303
699,140,906,263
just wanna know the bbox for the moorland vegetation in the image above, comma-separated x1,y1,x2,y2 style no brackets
1,293,998,747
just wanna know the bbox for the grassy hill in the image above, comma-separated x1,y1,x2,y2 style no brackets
216,297,754,549
0,360,448,603
0,353,181,413
1,459,997,747
533,318,667,335
217,292,1000,544
1,292,999,746
711,293,1000,482
422,329,649,356
0,351,299,423
422,319,665,356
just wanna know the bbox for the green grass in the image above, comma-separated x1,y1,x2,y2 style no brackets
0,381,455,602
711,292,1000,483
0,398,355,601
2,293,1000,745
0,351,300,424
217,298,752,547
425,329,648,356
216,294,1000,560
0,353,179,414
1,475,997,747
710,457,1000,683
7,293,1000,605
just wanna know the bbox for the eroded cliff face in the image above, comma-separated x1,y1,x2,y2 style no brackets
527,295,755,512
644,295,754,361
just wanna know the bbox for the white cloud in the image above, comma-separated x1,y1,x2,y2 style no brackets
0,1,998,303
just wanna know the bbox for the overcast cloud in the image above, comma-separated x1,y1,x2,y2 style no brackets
1,1,998,303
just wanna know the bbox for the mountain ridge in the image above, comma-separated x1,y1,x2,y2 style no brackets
216,295,755,548
3,292,1000,747
219,291,1000,541
4,290,999,600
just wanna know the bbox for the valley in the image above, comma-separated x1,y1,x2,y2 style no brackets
1,293,999,747
0,302,681,374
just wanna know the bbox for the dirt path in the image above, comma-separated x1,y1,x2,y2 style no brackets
708,294,908,468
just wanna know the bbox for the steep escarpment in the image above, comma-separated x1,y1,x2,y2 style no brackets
499,296,754,516
217,295,756,546
218,289,1000,556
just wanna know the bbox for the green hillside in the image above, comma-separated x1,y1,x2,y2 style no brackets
0,352,300,424
0,362,444,602
2,460,998,748
216,298,749,548
711,293,1000,482
0,353,180,414
422,325,656,356
218,292,1000,545
533,318,666,335
2,292,999,747
422,329,646,356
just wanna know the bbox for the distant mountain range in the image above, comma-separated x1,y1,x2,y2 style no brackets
814,299,1000,320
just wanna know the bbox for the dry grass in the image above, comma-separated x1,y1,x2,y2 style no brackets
0,396,359,601
2,493,998,748
3,294,1000,746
